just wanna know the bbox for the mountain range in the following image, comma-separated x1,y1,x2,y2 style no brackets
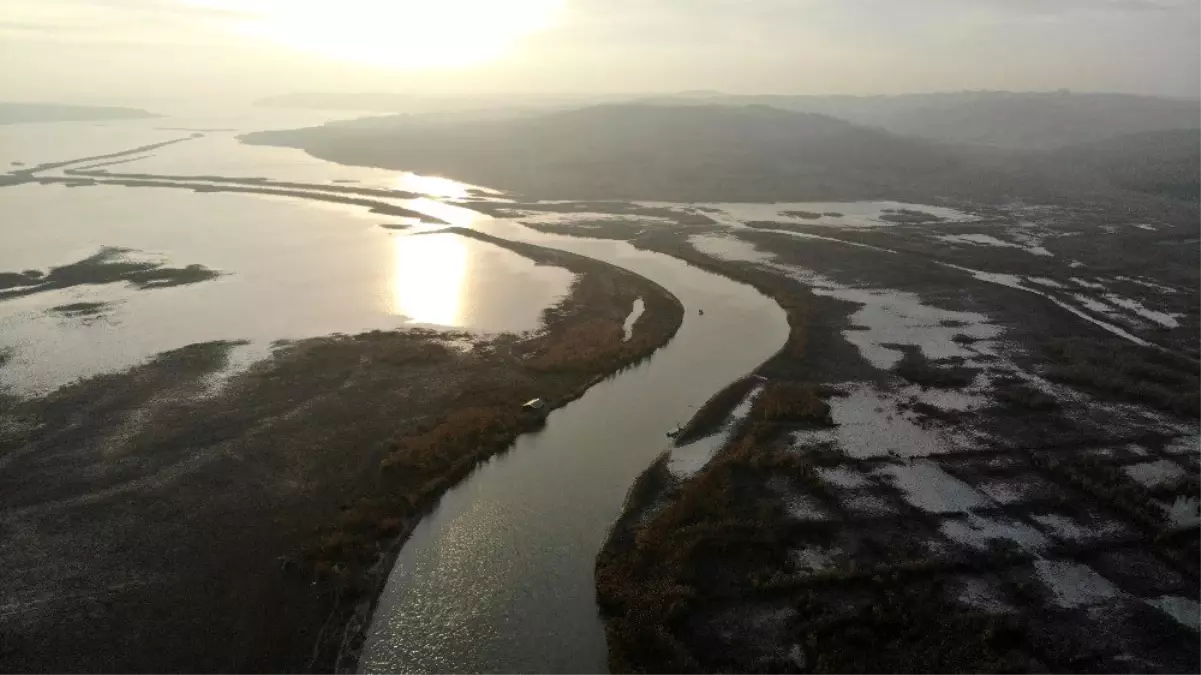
255,90,1200,150
243,99,1199,206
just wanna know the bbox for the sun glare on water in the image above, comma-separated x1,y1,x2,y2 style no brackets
188,0,562,68
396,172,471,198
390,232,468,326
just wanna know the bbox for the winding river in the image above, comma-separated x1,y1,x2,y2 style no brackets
358,213,788,673
1,116,790,673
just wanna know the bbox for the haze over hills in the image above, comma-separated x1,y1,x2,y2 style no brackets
640,91,1201,150
1029,128,1200,203
255,92,622,113
257,92,425,111
0,102,158,125
254,90,1201,150
244,104,982,202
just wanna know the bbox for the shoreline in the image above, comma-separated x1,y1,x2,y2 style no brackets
0,197,684,673
319,228,687,673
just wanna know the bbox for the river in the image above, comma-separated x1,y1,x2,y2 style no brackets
359,215,788,673
0,111,790,672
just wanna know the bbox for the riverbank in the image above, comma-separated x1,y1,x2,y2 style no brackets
0,228,683,673
354,216,789,673
325,227,685,671
584,216,1199,673
496,205,1199,671
8,124,1194,671
29,175,444,223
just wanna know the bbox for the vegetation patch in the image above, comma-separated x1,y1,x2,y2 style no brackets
673,375,759,445
1042,338,1199,418
996,383,1060,411
794,582,1033,673
520,217,652,241
596,379,842,673
62,168,450,205
594,221,1198,674
49,301,110,317
47,176,443,222
1031,452,1171,534
891,347,979,389
0,230,683,674
0,247,220,300
478,200,717,227
783,210,823,220
8,137,192,177
879,208,945,224
742,219,823,235
595,442,1048,672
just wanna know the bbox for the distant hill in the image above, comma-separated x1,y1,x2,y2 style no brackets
1029,129,1200,203
878,93,1200,150
637,91,1201,150
254,90,1200,153
243,103,1007,202
0,102,158,125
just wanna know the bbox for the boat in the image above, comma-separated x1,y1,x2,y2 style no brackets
666,425,683,438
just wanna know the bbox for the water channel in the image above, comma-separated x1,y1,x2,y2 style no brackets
1,115,790,672
359,214,789,673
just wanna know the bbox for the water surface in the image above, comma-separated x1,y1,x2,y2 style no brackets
360,217,789,673
2,113,792,673
0,147,570,393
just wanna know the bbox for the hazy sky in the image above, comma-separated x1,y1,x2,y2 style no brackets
2,0,1198,107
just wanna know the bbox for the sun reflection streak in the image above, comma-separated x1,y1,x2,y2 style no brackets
390,233,468,326
404,197,488,228
396,173,471,199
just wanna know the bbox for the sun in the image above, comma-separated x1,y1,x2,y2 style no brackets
189,0,562,68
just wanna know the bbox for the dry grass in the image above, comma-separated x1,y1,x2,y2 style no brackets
673,376,759,445
892,349,978,389
996,383,1061,411
291,229,685,666
596,381,839,673
0,227,684,673
1043,338,1199,418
